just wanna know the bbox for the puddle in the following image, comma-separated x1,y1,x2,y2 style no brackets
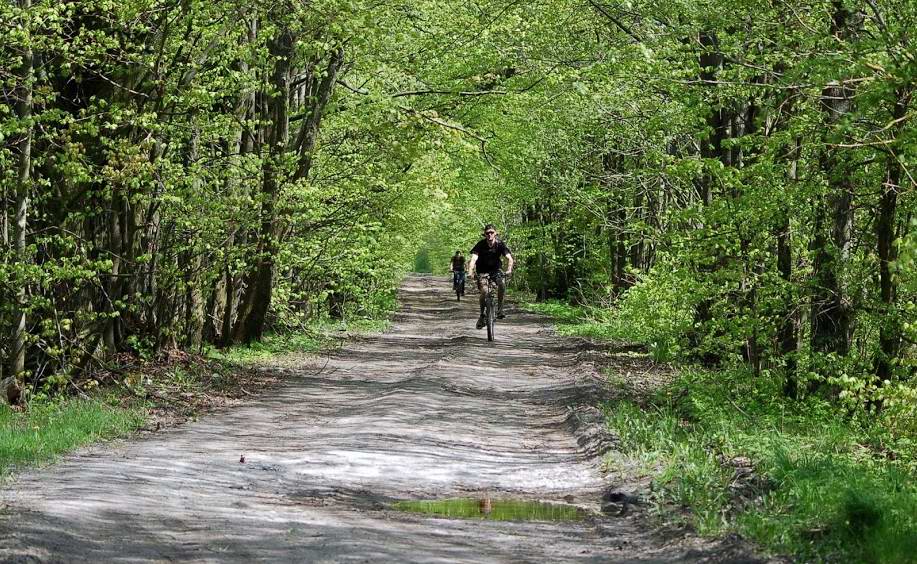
392,498,586,522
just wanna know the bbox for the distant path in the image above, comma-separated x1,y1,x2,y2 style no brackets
0,275,759,562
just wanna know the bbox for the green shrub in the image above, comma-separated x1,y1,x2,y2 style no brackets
613,263,695,361
604,368,917,562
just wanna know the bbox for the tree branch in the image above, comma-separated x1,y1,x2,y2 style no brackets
392,89,508,98
587,0,642,43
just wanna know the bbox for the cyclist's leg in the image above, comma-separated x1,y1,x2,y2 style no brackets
497,275,506,316
477,276,486,313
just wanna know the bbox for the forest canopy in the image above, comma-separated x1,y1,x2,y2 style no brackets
1,0,915,421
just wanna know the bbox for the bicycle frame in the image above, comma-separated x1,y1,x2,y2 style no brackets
452,271,466,301
477,272,503,341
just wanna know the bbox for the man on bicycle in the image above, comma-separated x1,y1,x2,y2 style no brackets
468,224,514,329
449,250,466,296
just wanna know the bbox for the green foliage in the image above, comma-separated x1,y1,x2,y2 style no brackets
0,4,915,560
0,0,468,393
207,333,325,365
612,264,696,362
604,368,917,562
413,248,433,273
524,273,694,362
207,318,388,366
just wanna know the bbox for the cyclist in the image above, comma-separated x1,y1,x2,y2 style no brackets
449,250,466,296
468,224,514,329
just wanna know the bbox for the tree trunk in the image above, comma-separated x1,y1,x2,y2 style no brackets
233,28,295,343
690,30,727,365
103,189,124,354
293,47,344,182
734,99,759,373
780,137,800,397
181,124,205,349
873,89,909,387
629,189,644,272
5,0,33,404
613,205,628,293
696,30,724,206
810,6,856,359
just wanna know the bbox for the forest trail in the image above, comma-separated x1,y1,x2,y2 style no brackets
0,275,759,563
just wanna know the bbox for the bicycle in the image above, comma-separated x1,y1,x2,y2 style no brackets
477,271,508,341
451,270,466,301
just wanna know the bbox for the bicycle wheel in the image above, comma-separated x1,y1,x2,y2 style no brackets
486,290,495,341
456,281,462,301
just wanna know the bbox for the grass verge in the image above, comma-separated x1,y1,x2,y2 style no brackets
1,398,145,478
526,299,917,562
524,300,620,339
205,318,389,365
1,316,390,479
605,369,917,563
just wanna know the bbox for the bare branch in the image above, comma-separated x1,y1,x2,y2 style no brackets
587,0,642,43
392,89,508,98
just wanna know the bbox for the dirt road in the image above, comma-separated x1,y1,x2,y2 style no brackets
0,275,760,562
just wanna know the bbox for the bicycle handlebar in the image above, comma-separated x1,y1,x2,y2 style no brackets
475,271,511,280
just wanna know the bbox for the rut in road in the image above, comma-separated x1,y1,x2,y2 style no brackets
0,275,762,562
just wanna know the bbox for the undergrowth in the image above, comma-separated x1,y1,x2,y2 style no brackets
527,298,917,562
524,300,621,338
524,299,681,361
206,317,389,365
607,369,917,563
0,398,145,477
1,316,390,478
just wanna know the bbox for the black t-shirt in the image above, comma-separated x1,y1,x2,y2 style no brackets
471,239,510,273
451,256,465,271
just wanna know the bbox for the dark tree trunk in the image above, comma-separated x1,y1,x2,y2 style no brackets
103,191,125,353
873,89,909,387
232,28,345,343
183,125,205,350
810,1,861,361
696,30,725,206
293,47,344,182
629,189,644,272
810,6,856,358
690,30,727,365
217,20,258,347
735,98,760,373
538,199,550,301
602,153,631,295
613,205,628,294
5,0,32,404
780,137,800,397
233,28,295,344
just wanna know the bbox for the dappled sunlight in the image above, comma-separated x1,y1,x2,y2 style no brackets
0,276,753,562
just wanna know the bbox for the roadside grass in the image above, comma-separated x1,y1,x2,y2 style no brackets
1,317,390,478
524,300,621,339
606,369,917,562
523,299,685,361
527,298,917,562
0,397,145,477
206,317,389,366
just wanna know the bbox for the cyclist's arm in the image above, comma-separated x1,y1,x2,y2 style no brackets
504,253,514,275
468,253,479,276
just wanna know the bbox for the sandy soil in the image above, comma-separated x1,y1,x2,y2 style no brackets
0,275,765,563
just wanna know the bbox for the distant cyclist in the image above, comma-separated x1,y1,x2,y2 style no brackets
449,250,466,296
468,224,514,329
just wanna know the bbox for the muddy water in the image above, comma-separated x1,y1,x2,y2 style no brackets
0,275,762,562
394,498,586,521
